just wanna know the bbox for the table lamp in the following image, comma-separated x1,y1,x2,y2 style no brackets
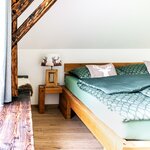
41,54,62,87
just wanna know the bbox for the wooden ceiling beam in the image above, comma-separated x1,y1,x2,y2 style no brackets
12,0,18,4
12,0,34,22
12,0,57,47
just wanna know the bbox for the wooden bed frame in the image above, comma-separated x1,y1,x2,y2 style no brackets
59,63,150,150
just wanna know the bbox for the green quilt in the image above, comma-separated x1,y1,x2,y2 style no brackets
77,75,150,122
77,74,150,94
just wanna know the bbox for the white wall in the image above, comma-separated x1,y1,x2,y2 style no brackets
18,0,150,49
18,49,150,104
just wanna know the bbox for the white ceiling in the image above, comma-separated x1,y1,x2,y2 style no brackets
18,0,150,49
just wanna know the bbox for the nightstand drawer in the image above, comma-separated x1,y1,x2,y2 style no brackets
45,86,62,94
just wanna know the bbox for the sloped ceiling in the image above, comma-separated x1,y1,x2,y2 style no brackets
19,0,150,49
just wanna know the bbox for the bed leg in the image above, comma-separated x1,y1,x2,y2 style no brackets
59,91,71,119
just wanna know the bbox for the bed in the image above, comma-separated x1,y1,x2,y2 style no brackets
59,63,150,150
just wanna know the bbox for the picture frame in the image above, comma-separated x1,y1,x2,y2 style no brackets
45,69,58,87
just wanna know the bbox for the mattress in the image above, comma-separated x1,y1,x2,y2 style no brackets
65,76,150,140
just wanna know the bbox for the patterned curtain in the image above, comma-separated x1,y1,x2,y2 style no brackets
0,0,12,105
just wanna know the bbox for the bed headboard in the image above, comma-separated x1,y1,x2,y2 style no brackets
64,62,143,74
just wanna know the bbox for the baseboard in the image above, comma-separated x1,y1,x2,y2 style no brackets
31,104,59,109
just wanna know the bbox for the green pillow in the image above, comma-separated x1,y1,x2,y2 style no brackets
116,68,124,75
116,64,148,75
69,66,91,78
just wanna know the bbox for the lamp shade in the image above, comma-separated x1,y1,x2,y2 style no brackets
41,54,62,67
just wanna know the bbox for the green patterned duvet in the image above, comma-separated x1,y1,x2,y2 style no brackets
77,75,150,122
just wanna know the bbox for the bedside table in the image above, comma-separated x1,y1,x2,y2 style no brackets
38,85,62,113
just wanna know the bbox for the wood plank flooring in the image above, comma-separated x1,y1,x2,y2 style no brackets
0,98,34,150
32,106,103,150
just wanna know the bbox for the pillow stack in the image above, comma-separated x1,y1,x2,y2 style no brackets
69,62,150,79
69,63,117,78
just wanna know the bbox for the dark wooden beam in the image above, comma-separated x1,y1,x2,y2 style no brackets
11,0,57,96
12,0,18,3
11,45,18,96
12,0,34,22
12,0,57,47
12,0,18,96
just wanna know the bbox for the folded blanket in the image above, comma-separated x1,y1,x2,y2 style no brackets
77,74,150,94
77,74,150,122
18,77,33,96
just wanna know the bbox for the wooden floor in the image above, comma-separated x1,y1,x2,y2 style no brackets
0,98,34,150
32,106,103,150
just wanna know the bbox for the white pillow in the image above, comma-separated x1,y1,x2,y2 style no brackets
144,61,150,73
86,63,117,78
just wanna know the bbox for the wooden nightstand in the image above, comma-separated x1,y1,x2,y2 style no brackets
38,85,62,113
